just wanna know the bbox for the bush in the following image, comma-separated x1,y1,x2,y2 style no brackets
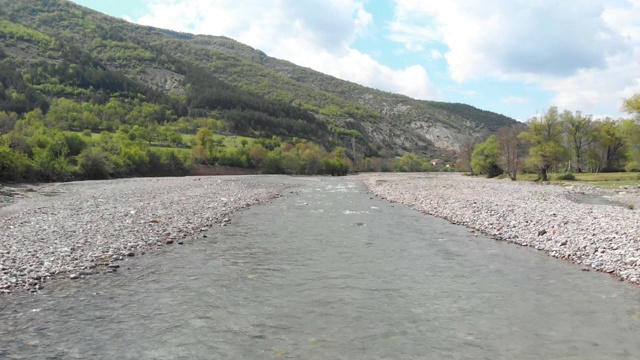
556,173,576,181
77,147,112,180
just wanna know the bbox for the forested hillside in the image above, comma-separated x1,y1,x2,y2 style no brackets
0,0,520,182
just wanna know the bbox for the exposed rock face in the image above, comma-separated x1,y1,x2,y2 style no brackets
410,121,468,151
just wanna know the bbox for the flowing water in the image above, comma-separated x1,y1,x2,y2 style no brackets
2,176,640,359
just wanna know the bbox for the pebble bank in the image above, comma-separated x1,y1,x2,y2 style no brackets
362,173,640,285
0,176,285,294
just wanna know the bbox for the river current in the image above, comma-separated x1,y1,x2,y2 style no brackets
1,176,640,359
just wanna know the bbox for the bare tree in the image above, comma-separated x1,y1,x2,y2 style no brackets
495,125,523,180
457,135,478,172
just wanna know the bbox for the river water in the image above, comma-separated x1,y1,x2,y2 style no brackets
1,176,640,359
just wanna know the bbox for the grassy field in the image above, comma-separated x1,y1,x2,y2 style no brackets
180,133,256,148
516,172,640,188
63,131,257,155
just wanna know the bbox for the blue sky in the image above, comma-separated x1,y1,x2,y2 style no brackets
69,0,640,121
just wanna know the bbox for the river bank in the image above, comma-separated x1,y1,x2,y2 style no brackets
360,173,640,284
0,176,286,294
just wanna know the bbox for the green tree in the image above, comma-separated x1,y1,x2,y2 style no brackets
518,107,567,181
585,119,625,172
0,143,31,181
261,151,283,174
471,135,502,177
281,151,301,174
45,98,82,129
621,94,640,171
561,110,595,173
248,144,268,169
623,94,640,119
619,119,640,171
0,111,19,135
77,147,112,180
395,152,425,172
195,127,214,147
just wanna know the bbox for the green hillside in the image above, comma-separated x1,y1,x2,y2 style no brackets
0,0,519,182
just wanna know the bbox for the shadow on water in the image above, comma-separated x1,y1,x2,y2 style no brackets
1,176,640,359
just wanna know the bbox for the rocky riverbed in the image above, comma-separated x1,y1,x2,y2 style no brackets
0,176,286,294
361,173,640,285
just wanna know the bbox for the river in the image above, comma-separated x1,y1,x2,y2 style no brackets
1,176,640,359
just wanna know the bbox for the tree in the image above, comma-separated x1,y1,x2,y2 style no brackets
248,144,268,169
77,147,112,180
562,110,595,173
621,94,640,171
195,127,213,148
0,143,31,181
495,125,523,180
518,107,567,181
471,135,502,177
395,152,425,172
585,119,624,172
456,135,478,172
622,94,640,119
619,119,640,171
45,98,82,129
0,111,18,136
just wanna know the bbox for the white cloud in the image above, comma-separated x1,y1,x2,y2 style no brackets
429,49,442,60
500,96,527,105
390,0,640,115
132,0,438,100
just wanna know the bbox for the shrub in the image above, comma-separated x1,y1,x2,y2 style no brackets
77,147,112,180
556,173,576,181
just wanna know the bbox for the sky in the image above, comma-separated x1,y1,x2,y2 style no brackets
68,0,640,121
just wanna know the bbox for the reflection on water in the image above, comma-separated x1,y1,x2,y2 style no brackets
1,176,640,359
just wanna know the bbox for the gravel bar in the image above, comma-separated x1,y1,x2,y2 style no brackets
361,173,640,285
0,176,286,294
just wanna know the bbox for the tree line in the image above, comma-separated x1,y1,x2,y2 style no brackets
468,95,640,180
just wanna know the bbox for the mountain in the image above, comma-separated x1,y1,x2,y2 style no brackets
0,0,518,157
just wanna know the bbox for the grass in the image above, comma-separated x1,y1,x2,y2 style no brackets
568,172,640,188
66,131,256,150
180,133,255,148
516,171,640,188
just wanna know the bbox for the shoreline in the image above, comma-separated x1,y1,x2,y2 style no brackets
3,173,639,294
0,176,287,294
359,173,640,285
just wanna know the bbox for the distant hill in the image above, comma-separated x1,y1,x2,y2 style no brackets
0,0,518,157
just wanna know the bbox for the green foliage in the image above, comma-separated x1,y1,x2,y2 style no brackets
329,125,363,140
518,107,567,181
0,20,56,48
0,143,31,181
0,0,527,161
77,146,111,179
623,94,640,120
471,135,503,178
426,101,516,132
394,152,428,172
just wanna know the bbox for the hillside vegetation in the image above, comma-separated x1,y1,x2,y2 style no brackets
0,0,518,182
